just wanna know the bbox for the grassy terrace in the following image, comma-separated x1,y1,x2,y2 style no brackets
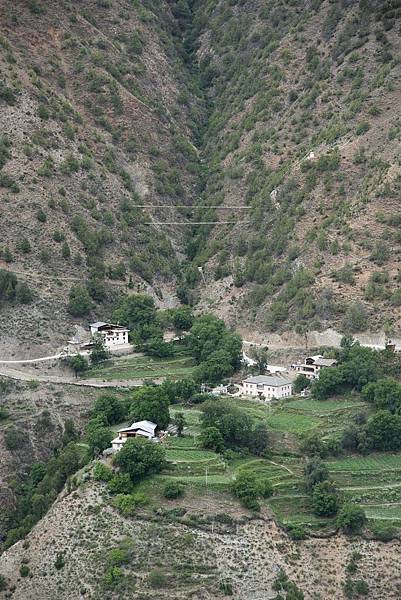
82,354,195,381
134,395,401,531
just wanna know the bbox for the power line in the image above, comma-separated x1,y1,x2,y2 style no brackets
144,221,250,225
134,205,251,209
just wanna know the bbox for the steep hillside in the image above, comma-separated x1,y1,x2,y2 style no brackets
0,0,202,356
2,475,401,599
0,376,99,531
188,0,401,336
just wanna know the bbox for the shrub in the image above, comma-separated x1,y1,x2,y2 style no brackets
148,569,168,589
337,503,366,533
15,282,33,304
67,285,92,317
54,552,65,570
93,461,113,482
19,565,29,577
107,473,133,495
370,521,396,542
0,575,6,591
113,437,166,483
163,481,185,499
312,480,339,516
5,427,26,451
231,472,260,511
286,524,306,540
112,492,149,516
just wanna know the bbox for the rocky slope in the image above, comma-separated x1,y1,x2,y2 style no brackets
0,0,202,356
1,1,401,351
189,0,401,336
0,376,99,532
1,475,401,599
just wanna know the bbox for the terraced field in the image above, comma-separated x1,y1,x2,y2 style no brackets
82,354,196,381
165,396,401,531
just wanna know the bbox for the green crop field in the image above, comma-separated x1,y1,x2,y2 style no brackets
166,448,219,463
267,412,321,433
327,454,401,472
82,354,195,381
285,398,366,413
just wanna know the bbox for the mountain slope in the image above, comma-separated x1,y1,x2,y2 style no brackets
2,475,401,599
0,0,202,356
188,0,401,336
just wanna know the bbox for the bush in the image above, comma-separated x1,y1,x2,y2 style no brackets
286,524,306,540
67,285,93,317
312,480,339,516
370,521,396,542
15,282,33,304
163,481,186,499
0,575,6,591
93,461,113,482
107,473,133,495
231,471,260,511
337,503,366,533
5,427,26,451
114,437,166,483
112,492,149,516
19,565,29,577
148,569,168,589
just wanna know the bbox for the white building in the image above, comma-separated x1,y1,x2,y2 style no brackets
292,355,337,380
111,420,158,452
90,322,130,349
242,375,293,400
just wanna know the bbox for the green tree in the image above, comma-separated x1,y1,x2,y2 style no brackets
130,386,170,429
200,426,225,452
90,334,110,364
15,282,33,304
86,417,112,456
304,457,329,491
170,307,193,331
93,394,126,425
201,399,253,449
68,354,88,377
312,480,339,516
365,410,401,451
337,503,366,534
174,412,186,436
188,314,242,368
114,437,166,483
67,285,93,317
293,374,310,394
361,378,401,413
231,471,260,510
194,349,235,384
250,422,269,456
112,294,159,344
342,302,367,332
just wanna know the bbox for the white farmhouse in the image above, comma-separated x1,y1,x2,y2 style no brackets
111,420,158,452
90,322,130,349
242,375,293,400
292,355,337,380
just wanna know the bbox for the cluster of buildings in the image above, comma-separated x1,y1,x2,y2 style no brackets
240,354,337,401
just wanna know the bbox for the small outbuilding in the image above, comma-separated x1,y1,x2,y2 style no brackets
242,375,293,400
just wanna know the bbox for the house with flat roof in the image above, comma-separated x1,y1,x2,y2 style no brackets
90,322,130,349
291,355,337,380
111,420,158,452
242,375,293,400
